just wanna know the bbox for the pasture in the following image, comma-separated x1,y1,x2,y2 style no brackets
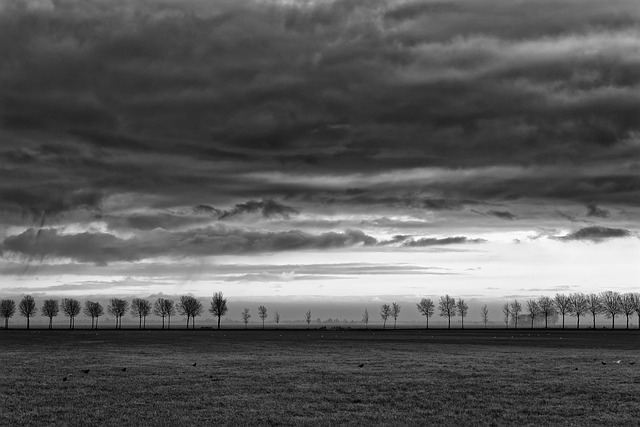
1,329,639,425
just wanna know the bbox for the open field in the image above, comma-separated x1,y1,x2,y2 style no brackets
1,329,640,426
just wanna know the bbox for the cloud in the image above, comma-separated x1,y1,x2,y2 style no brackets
403,236,487,247
219,199,298,220
586,202,610,218
556,226,632,242
1,226,377,264
487,210,517,221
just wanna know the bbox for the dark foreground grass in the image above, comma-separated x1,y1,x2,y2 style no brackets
1,329,639,426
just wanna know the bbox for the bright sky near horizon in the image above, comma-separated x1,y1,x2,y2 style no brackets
0,0,639,318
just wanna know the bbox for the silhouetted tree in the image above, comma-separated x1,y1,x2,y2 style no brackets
1,299,16,329
619,293,636,330
274,311,280,329
305,310,311,329
391,303,401,329
362,308,369,329
163,299,175,329
41,299,59,329
456,299,468,329
417,298,435,329
526,299,539,329
569,293,588,329
438,295,456,329
380,304,391,329
600,291,622,329
209,292,228,330
510,300,521,329
178,296,203,329
554,294,571,329
537,296,555,328
108,298,128,329
241,308,251,329
502,302,510,329
131,298,152,329
153,298,169,329
481,304,489,329
83,301,104,329
18,295,37,330
62,298,81,329
586,293,602,328
258,305,268,329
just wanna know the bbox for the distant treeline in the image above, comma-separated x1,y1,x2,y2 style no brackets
1,291,639,330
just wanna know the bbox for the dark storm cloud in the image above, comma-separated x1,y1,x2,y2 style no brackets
556,226,632,242
0,0,639,215
1,226,377,264
486,211,517,221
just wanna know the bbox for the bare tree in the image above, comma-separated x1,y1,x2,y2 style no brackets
1,299,16,329
554,294,572,329
438,295,457,329
569,293,588,329
502,302,510,329
417,298,435,329
481,304,489,329
163,299,175,329
380,304,391,329
619,293,635,330
178,296,203,329
456,299,468,329
537,296,555,328
41,299,59,330
586,293,602,329
209,292,228,330
391,302,401,329
362,308,369,329
526,299,539,329
258,305,268,329
600,291,622,329
83,300,102,329
62,298,81,329
153,298,168,329
305,310,312,329
131,298,152,329
510,300,522,329
274,311,280,329
107,298,129,329
241,308,251,329
18,295,37,330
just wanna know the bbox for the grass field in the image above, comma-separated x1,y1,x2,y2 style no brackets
1,329,639,425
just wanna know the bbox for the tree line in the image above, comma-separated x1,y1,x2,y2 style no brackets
1,291,639,330
413,291,640,330
0,292,229,330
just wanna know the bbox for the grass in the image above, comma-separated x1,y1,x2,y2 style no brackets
1,329,639,425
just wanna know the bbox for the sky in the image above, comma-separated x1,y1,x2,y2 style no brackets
0,0,639,323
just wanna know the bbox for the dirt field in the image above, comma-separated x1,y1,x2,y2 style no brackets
1,329,639,425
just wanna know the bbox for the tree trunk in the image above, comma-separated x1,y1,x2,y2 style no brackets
447,316,451,329
70,316,73,329
593,314,596,329
186,315,190,329
217,315,221,330
531,317,534,329
562,315,565,329
394,318,397,329
49,317,52,330
612,315,615,329
461,317,464,329
144,317,146,329
96,317,99,329
577,316,580,329
383,319,386,330
26,316,30,330
139,315,142,329
545,316,548,329
168,315,171,330
262,320,265,329
162,316,165,330
192,317,195,330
